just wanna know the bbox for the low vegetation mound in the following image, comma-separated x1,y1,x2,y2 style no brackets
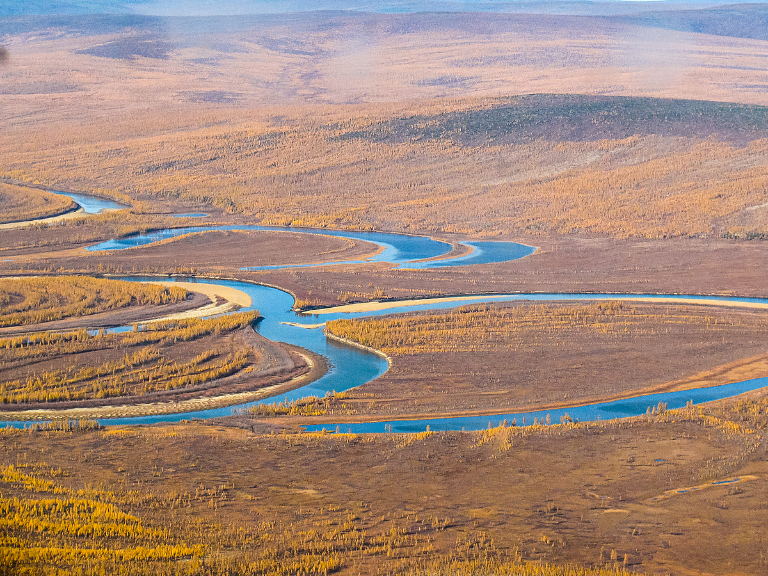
326,300,751,356
0,312,258,404
338,94,768,146
0,276,188,328
0,184,74,224
325,301,768,415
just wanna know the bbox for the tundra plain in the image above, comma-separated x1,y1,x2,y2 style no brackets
2,4,768,575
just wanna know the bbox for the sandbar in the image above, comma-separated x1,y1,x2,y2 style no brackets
142,281,252,321
0,207,87,230
309,294,768,316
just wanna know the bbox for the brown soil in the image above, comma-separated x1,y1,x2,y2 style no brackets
4,409,766,575
7,232,768,422
250,235,768,307
0,325,326,419
9,234,768,305
1,229,382,274
302,302,768,421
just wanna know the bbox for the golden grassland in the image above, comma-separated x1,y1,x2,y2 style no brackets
0,276,188,328
5,11,768,575
248,391,355,418
325,301,768,356
5,11,768,123
5,11,768,242
1,394,768,575
0,312,258,404
5,13,768,241
0,435,646,576
0,183,75,225
319,301,768,416
5,97,768,240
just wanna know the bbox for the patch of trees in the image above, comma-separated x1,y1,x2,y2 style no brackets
0,276,188,328
0,183,74,224
0,435,646,576
325,301,767,356
0,312,258,404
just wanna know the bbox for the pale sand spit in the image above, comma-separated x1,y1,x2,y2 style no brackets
0,207,87,230
310,294,768,316
142,281,253,321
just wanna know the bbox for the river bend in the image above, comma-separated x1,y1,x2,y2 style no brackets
5,193,767,431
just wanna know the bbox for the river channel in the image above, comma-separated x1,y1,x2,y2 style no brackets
87,225,537,270
6,192,768,430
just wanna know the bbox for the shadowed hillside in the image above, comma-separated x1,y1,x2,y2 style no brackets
339,94,768,146
617,3,768,42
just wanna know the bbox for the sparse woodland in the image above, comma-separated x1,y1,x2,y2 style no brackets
4,96,768,240
325,301,768,356
0,312,258,404
1,394,767,575
4,10,768,576
0,276,188,327
0,184,74,224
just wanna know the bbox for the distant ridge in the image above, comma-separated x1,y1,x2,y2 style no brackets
614,3,768,41
0,0,746,18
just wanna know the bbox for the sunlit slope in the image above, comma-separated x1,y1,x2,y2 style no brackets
5,94,768,239
5,9,768,239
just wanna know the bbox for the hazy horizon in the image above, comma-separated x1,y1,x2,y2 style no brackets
0,0,750,17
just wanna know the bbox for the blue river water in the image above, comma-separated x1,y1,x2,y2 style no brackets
51,191,125,214
7,203,768,430
85,225,537,270
304,377,768,433
6,278,768,430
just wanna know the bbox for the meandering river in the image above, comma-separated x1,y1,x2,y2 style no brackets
6,192,768,430
108,282,768,430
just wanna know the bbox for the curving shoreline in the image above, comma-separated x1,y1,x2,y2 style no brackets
141,280,253,321
0,351,325,422
5,278,768,428
0,276,326,422
308,292,768,316
0,206,86,230
4,199,768,429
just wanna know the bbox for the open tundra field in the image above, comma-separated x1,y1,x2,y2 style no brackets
3,2,768,575
3,8,768,238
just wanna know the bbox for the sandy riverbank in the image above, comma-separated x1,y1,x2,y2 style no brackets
308,293,768,316
142,280,253,321
0,207,87,230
